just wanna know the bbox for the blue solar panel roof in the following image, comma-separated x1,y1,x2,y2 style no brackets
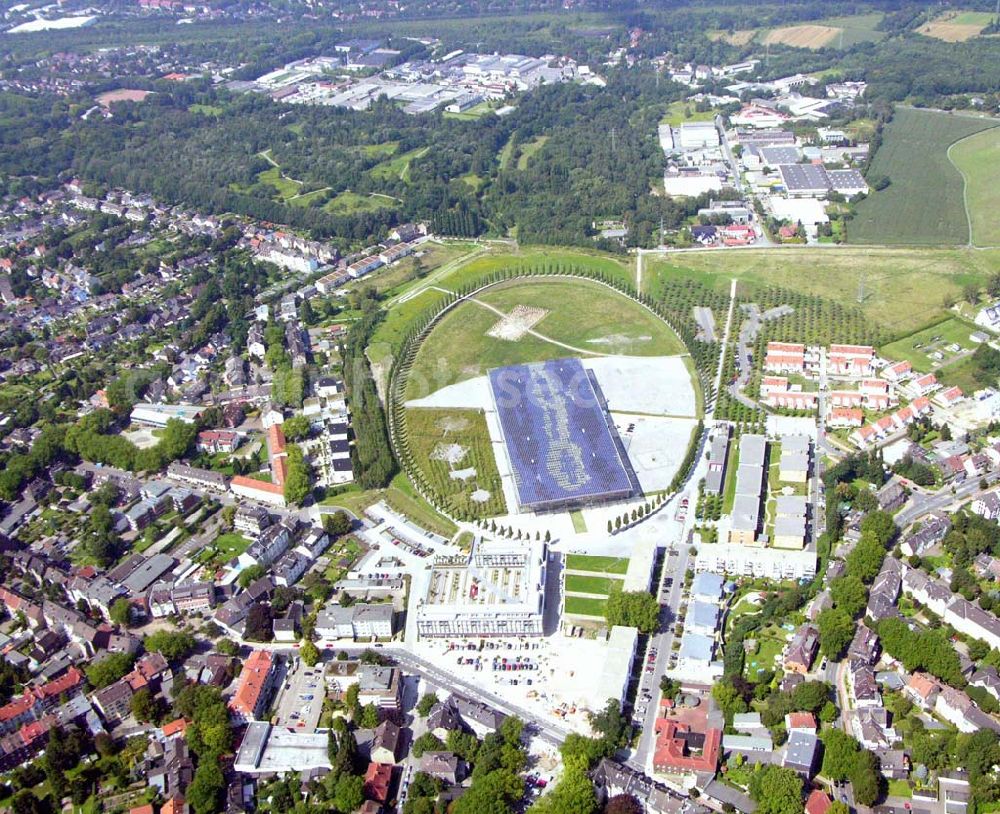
488,358,637,511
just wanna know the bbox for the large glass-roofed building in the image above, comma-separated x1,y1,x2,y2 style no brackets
488,357,638,512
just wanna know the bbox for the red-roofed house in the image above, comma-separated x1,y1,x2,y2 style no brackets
912,373,939,395
934,386,964,407
230,476,287,508
860,379,889,396
829,390,863,408
784,712,817,733
828,344,875,376
363,762,393,803
159,796,187,814
161,718,188,739
882,360,912,382
760,376,789,397
267,424,287,459
904,673,943,710
272,456,289,487
0,667,84,735
765,342,807,374
229,650,276,723
828,407,863,428
766,391,817,411
851,424,878,447
196,430,239,454
652,720,721,776
805,789,832,814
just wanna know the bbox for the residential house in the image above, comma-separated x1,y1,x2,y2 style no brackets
370,720,402,764
420,752,461,784
652,719,722,776
783,624,819,674
781,731,820,777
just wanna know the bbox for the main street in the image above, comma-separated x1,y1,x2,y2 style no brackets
895,470,1000,528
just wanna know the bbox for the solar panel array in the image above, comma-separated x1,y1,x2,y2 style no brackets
488,358,637,512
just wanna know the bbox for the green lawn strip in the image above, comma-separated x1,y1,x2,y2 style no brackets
564,574,623,595
517,136,550,170
722,443,741,515
887,780,913,798
569,510,587,533
565,554,630,574
257,166,301,200
563,595,608,617
384,472,459,538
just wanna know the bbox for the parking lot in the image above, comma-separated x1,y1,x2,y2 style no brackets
272,656,325,732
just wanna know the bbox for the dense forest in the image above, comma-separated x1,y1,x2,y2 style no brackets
1,65,714,248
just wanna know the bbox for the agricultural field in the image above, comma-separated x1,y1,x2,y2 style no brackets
850,108,1000,246
646,246,1000,339
714,14,882,49
880,316,981,372
563,596,608,617
762,24,842,49
818,13,887,46
565,554,630,574
403,407,506,519
917,11,995,41
949,126,1000,247
404,277,687,397
707,29,757,45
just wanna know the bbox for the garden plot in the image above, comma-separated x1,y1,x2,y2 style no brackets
487,305,548,341
404,407,506,518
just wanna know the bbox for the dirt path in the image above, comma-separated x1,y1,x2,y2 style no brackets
946,126,1000,250
462,293,607,357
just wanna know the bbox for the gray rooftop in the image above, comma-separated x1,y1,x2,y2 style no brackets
731,493,762,532
739,434,767,467
775,494,807,517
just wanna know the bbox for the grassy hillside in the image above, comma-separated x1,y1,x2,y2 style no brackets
645,246,1000,339
949,126,1000,247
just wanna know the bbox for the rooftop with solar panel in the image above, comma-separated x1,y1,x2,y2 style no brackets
488,358,640,512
